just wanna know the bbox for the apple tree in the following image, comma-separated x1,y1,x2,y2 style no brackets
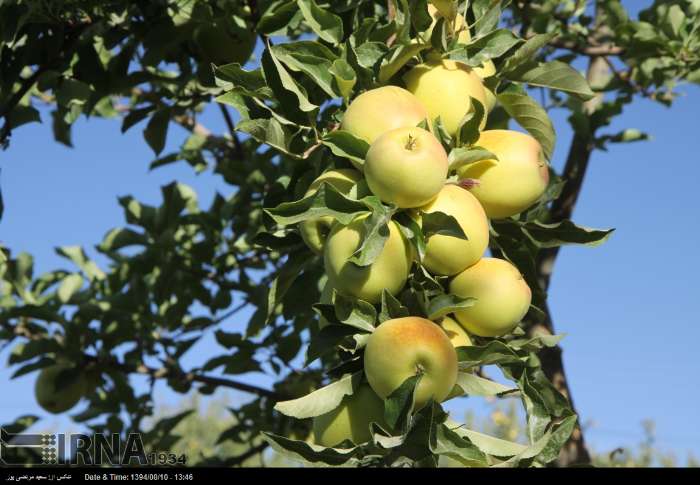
1,0,699,467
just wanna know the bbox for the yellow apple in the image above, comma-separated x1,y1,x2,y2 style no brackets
449,258,532,337
418,184,489,276
312,384,388,447
299,169,364,254
340,86,429,146
404,60,488,137
324,217,412,304
35,364,87,414
440,316,473,348
364,126,448,208
364,317,458,409
456,130,549,219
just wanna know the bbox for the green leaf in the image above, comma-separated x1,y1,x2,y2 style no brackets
321,130,369,167
305,325,359,365
57,273,83,303
333,292,377,332
262,43,318,119
426,294,475,320
496,84,556,160
384,374,422,431
455,97,486,147
259,249,313,330
297,0,344,44
262,432,361,466
348,199,394,267
422,211,467,240
257,1,299,35
239,118,300,157
55,246,105,281
445,420,528,457
505,61,595,100
143,108,170,155
450,29,520,67
523,220,614,248
214,63,268,93
379,42,429,83
448,146,498,172
274,372,362,419
430,423,488,466
272,42,340,98
264,182,369,226
456,341,525,368
329,58,357,98
500,31,558,75
471,0,503,37
394,211,426,263
452,372,517,397
379,290,410,323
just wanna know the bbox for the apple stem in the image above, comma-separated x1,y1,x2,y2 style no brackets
405,134,417,151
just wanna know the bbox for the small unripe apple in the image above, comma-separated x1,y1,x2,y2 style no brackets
457,130,549,219
312,384,387,447
449,258,532,337
364,126,448,208
35,364,87,414
299,169,364,254
418,184,489,276
340,86,429,146
324,217,412,304
404,60,488,137
440,316,473,348
364,317,458,409
194,20,255,66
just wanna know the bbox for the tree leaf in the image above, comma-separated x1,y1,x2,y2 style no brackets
262,432,361,466
452,372,517,397
264,182,369,227
496,84,556,160
384,374,422,431
321,130,369,167
426,294,475,320
448,146,498,172
297,0,344,44
274,372,362,419
505,60,595,100
57,273,83,303
143,108,170,155
523,220,614,248
422,211,467,240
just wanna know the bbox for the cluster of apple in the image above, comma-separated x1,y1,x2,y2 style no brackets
302,5,551,447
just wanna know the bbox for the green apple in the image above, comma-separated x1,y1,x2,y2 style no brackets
364,126,448,208
418,184,489,276
404,60,488,137
194,18,256,66
456,130,549,219
324,216,412,304
440,316,473,348
299,169,364,254
35,364,87,414
312,384,387,447
340,86,429,147
364,317,458,409
449,257,532,337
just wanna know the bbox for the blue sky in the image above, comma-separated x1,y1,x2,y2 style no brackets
2,2,699,462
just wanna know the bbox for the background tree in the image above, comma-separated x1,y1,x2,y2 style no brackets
0,0,698,467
